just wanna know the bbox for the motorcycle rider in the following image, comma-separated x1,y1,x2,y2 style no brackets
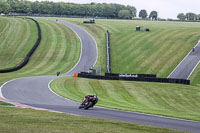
86,94,98,105
79,94,98,109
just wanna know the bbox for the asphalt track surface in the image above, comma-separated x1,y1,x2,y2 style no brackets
1,19,200,133
168,42,200,79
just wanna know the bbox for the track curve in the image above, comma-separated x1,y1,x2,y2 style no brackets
168,42,200,79
1,19,200,133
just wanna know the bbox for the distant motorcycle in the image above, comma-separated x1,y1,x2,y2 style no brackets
79,95,98,110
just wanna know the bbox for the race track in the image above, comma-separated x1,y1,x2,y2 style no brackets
168,42,200,79
1,19,200,133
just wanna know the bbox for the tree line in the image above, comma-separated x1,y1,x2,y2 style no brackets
138,9,158,20
177,12,200,21
0,0,137,19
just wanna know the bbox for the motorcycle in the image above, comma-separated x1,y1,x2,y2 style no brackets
79,95,98,110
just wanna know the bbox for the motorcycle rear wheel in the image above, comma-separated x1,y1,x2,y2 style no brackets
84,102,93,110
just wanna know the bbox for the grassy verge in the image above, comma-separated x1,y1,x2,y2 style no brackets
0,107,184,133
51,77,200,121
0,101,12,106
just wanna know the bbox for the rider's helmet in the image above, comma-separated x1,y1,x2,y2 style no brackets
94,94,98,98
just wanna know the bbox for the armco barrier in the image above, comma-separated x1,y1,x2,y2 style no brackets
105,73,157,78
120,77,190,85
106,30,111,73
77,72,190,85
0,17,41,73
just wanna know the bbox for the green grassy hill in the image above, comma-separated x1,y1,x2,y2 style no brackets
109,20,200,78
51,77,200,121
0,17,82,94
0,18,81,79
0,18,81,89
17,19,81,76
0,17,37,69
62,18,200,78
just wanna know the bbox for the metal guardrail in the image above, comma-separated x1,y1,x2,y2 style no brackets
106,30,111,73
77,72,190,85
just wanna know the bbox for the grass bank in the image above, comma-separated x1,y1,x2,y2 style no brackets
0,17,81,100
0,18,81,83
0,107,184,133
0,17,37,69
0,17,81,91
51,77,200,121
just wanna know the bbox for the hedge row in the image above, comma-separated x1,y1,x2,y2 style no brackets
0,17,41,73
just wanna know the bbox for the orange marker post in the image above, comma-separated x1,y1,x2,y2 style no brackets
74,73,78,77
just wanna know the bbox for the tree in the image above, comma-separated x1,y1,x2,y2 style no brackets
139,9,148,19
149,11,158,20
177,13,186,21
0,1,137,18
7,0,19,12
0,1,11,14
127,5,136,18
118,10,131,19
196,14,200,21
186,12,196,20
102,3,116,18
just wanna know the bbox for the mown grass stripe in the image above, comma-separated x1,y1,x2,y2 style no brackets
61,22,81,73
21,20,57,75
112,29,168,73
0,19,30,68
156,30,199,76
35,22,67,75
118,29,164,63
17,19,81,76
8,19,30,65
18,20,49,74
131,30,187,74
47,23,69,73
0,18,9,36
143,30,191,75
0,20,18,65
0,19,14,48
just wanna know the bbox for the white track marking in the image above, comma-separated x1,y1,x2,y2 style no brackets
187,61,200,79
